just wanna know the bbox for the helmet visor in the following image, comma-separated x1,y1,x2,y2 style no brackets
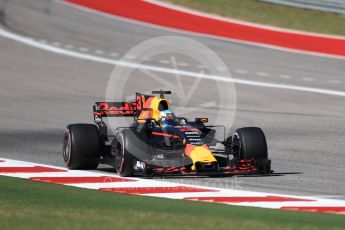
162,119,177,127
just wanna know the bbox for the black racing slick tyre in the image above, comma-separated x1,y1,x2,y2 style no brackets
112,131,135,177
63,124,100,169
232,127,268,160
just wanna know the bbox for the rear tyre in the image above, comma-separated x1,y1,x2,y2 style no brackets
232,127,267,160
63,124,100,169
113,132,135,177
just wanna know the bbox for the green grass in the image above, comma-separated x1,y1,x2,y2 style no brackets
0,176,345,230
165,0,345,36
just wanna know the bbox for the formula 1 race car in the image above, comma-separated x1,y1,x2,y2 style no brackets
63,90,271,176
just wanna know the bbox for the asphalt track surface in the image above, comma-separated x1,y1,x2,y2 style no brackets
1,0,345,197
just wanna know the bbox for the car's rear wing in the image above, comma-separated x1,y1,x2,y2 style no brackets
93,101,137,141
93,91,172,139
93,102,136,118
93,91,171,121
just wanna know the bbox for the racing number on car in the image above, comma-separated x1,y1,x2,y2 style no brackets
136,95,143,111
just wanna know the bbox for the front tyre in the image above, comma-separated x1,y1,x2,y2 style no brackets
232,127,268,160
63,124,100,169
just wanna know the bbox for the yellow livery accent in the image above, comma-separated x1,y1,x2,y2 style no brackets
185,144,217,170
137,97,170,122
150,98,170,121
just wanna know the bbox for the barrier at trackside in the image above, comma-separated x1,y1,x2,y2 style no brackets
260,0,345,15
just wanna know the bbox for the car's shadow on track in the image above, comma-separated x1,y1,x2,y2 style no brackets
152,172,303,179
96,167,116,173
236,172,303,178
95,167,302,179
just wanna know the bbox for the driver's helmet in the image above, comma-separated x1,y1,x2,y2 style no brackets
159,110,177,127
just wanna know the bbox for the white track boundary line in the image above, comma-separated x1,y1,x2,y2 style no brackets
1,158,345,214
56,0,345,60
1,27,345,98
